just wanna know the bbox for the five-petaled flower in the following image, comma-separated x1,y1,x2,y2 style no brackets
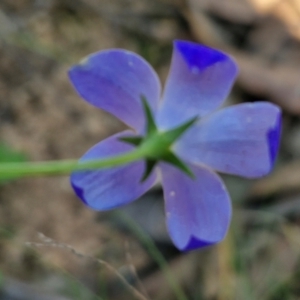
69,40,281,251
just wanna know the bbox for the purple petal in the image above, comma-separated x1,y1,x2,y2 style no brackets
71,131,157,210
174,102,282,178
157,40,238,130
160,162,231,251
69,50,161,133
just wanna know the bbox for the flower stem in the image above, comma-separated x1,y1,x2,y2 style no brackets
0,115,197,180
0,146,149,180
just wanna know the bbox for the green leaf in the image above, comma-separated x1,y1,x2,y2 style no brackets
0,143,27,163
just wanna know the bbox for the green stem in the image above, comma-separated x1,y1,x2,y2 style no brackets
0,146,148,180
0,115,197,180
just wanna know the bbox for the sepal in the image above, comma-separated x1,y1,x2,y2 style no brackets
161,151,195,179
140,159,157,182
160,116,198,146
141,95,157,135
119,136,143,146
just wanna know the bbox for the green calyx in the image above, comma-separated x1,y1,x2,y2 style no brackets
0,96,197,181
120,96,197,181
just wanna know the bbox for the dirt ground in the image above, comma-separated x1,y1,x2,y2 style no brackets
1,0,300,299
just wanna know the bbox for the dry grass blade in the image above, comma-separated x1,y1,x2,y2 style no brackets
26,233,149,300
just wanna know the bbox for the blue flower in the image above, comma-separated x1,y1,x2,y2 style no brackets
69,40,281,251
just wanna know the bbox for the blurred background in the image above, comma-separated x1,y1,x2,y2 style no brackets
0,0,300,299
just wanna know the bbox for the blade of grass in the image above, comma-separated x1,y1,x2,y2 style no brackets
114,211,189,300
